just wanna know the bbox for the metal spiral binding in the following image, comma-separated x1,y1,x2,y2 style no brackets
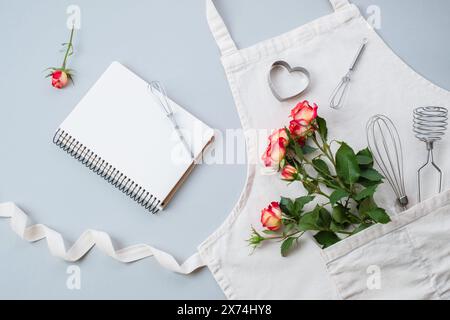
53,129,161,213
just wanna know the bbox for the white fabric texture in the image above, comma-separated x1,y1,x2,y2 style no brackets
322,190,450,299
199,0,450,299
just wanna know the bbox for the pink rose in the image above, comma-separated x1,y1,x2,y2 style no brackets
281,165,298,181
289,120,309,145
262,128,289,169
261,202,283,231
290,100,318,124
51,70,68,89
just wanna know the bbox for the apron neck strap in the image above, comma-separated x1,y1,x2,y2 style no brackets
329,0,350,11
206,0,238,56
206,0,351,56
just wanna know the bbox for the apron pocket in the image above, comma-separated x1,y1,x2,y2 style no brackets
406,205,450,298
321,191,450,300
324,228,438,299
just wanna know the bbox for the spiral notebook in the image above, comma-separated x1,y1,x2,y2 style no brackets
53,62,214,213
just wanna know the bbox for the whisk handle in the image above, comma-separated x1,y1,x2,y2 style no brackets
349,38,368,71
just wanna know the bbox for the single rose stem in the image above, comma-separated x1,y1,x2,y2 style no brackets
288,152,333,199
316,189,331,200
296,148,349,194
266,231,304,241
62,26,75,70
310,135,351,192
344,195,352,210
312,135,335,166
282,216,297,223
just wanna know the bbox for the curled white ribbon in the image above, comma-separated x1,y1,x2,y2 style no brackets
0,202,204,274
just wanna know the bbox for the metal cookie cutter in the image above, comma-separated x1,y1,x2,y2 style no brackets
268,61,311,102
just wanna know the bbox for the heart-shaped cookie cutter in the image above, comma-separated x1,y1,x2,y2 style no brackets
268,61,311,102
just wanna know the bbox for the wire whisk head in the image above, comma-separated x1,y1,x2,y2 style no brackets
366,114,408,208
148,80,173,116
413,106,448,202
413,106,448,143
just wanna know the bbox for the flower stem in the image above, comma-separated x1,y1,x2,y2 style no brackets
62,26,75,69
311,135,350,192
265,230,303,241
312,135,335,166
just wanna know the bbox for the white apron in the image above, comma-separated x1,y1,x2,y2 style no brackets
197,0,450,299
1,0,450,300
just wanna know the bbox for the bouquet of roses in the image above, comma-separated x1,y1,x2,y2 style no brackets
248,101,391,257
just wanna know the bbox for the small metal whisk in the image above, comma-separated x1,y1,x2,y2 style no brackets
413,106,448,201
148,81,194,159
330,38,368,110
366,115,408,209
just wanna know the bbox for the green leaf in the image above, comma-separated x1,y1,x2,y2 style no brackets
358,196,377,217
347,213,362,224
367,208,391,224
312,158,331,177
332,205,350,224
293,144,304,161
284,222,295,234
330,221,343,232
322,178,341,190
299,206,331,231
302,145,317,154
280,195,314,219
317,207,332,229
354,185,377,201
356,148,374,167
263,230,279,235
298,209,320,231
330,189,350,205
316,116,328,141
294,196,315,211
280,197,294,216
314,231,340,248
356,155,373,166
281,237,296,257
352,223,373,235
358,178,383,188
360,168,384,182
302,180,318,195
336,142,361,185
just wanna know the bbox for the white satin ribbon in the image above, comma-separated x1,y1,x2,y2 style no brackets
0,202,205,274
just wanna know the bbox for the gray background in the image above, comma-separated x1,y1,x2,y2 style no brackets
0,0,449,299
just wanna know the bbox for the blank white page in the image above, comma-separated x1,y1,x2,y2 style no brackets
58,62,214,207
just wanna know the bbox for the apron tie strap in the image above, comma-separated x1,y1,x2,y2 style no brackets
329,0,350,11
206,0,238,56
0,202,205,274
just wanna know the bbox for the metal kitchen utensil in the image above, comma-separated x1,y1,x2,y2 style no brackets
413,106,448,201
268,61,310,102
366,114,409,210
148,81,194,159
330,38,368,110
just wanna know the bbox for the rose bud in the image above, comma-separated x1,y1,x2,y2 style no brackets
281,165,298,181
261,202,283,231
290,100,318,124
262,128,289,170
51,70,69,89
